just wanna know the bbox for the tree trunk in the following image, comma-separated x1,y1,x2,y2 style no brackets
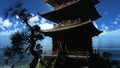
24,21,40,68
29,54,39,68
29,40,39,68
29,30,39,68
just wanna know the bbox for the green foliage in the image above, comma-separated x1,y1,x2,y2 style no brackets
4,1,32,24
4,1,23,18
32,25,44,40
11,31,25,46
4,32,26,59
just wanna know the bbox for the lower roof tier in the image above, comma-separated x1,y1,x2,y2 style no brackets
40,0,101,23
41,21,102,38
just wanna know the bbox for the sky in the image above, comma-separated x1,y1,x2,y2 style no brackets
0,0,120,49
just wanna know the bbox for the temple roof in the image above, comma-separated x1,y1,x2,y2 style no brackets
41,21,102,37
40,0,101,23
43,0,100,7
42,20,91,33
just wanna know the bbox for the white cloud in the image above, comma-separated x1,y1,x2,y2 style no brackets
93,29,120,48
0,18,12,29
16,15,19,19
40,18,46,24
13,21,19,28
28,15,40,26
0,30,18,36
100,29,120,36
0,26,5,30
0,17,12,30
39,18,53,30
3,19,13,27
113,21,118,25
0,26,22,36
40,23,53,30
29,15,39,23
23,25,26,29
29,17,53,30
101,24,109,31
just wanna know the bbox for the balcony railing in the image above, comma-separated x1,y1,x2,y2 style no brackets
53,18,81,28
43,0,79,10
53,0,79,10
43,50,90,59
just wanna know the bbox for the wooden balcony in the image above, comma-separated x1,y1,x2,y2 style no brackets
43,50,90,59
42,20,91,33
43,0,79,8
53,18,81,28
53,0,79,10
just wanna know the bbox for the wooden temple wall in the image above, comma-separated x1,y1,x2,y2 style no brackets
51,35,93,54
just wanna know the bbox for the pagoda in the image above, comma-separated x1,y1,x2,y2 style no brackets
40,0,102,67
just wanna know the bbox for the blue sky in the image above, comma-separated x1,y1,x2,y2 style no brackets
0,0,120,49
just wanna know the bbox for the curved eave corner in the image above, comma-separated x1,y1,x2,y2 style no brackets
90,0,100,5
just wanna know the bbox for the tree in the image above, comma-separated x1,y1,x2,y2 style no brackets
3,1,44,68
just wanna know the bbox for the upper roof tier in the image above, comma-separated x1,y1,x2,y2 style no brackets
43,0,99,8
40,0,101,23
